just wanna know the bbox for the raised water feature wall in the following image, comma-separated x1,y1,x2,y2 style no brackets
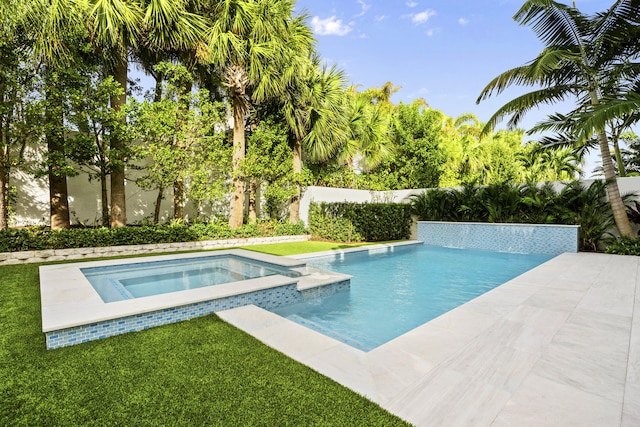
417,221,579,255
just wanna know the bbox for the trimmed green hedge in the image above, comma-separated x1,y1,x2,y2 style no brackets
0,220,307,252
309,202,412,242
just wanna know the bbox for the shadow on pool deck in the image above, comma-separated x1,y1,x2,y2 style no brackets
219,251,640,427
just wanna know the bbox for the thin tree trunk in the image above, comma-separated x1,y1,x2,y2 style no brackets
247,178,258,223
45,71,70,229
154,185,164,224
612,136,626,177
153,72,164,103
0,162,8,230
173,81,191,220
228,103,245,228
109,61,128,227
173,179,184,220
289,137,302,223
0,92,10,229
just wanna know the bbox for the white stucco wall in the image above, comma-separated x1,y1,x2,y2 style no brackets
9,170,640,227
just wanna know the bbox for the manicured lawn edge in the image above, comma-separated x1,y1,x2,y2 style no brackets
1,241,410,426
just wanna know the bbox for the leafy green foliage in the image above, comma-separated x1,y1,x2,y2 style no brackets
605,236,640,255
383,103,446,189
308,202,412,242
409,180,617,251
0,221,307,252
131,63,230,219
244,117,295,219
0,259,408,426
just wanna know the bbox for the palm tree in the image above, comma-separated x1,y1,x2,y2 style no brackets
207,0,313,228
477,0,640,237
86,0,206,227
281,58,348,222
28,0,89,229
339,88,393,173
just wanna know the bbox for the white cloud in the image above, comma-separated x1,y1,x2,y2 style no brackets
354,0,371,17
310,16,353,36
375,15,387,22
412,9,436,25
425,27,441,37
406,1,418,7
458,17,470,25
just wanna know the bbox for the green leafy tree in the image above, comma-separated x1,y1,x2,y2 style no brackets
0,0,38,228
243,118,294,222
132,64,228,224
67,75,125,226
206,0,313,228
477,0,640,237
382,102,446,189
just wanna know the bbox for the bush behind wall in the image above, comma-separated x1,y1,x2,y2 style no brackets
309,202,412,242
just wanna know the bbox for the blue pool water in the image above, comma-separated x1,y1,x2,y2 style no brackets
272,245,553,351
82,255,300,303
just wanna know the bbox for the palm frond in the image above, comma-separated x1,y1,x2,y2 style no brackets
481,85,571,135
514,0,588,48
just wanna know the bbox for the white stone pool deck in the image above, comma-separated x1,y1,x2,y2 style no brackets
218,251,640,427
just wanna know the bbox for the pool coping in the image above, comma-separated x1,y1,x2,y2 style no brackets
39,248,349,333
218,247,640,426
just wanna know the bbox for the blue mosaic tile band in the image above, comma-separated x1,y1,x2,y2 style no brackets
46,280,350,350
417,221,578,255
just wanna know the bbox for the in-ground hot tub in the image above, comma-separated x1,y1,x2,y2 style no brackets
40,249,350,349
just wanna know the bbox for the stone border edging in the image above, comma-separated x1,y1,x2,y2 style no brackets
0,234,311,266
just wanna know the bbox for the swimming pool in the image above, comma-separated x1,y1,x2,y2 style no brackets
272,245,553,351
82,255,302,303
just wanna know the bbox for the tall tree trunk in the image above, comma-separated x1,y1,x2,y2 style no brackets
586,89,633,237
289,137,302,223
45,71,70,229
109,61,128,227
229,102,245,228
597,130,633,236
100,170,109,227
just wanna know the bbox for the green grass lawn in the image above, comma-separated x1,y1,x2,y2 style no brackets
238,240,377,256
0,242,410,426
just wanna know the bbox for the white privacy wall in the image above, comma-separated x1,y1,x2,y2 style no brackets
9,172,640,227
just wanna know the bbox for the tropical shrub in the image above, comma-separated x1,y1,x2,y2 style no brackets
605,237,640,256
308,202,412,242
409,181,620,251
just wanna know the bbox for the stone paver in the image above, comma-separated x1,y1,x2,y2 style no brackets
219,252,639,427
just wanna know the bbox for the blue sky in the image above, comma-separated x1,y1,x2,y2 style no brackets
295,0,613,134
